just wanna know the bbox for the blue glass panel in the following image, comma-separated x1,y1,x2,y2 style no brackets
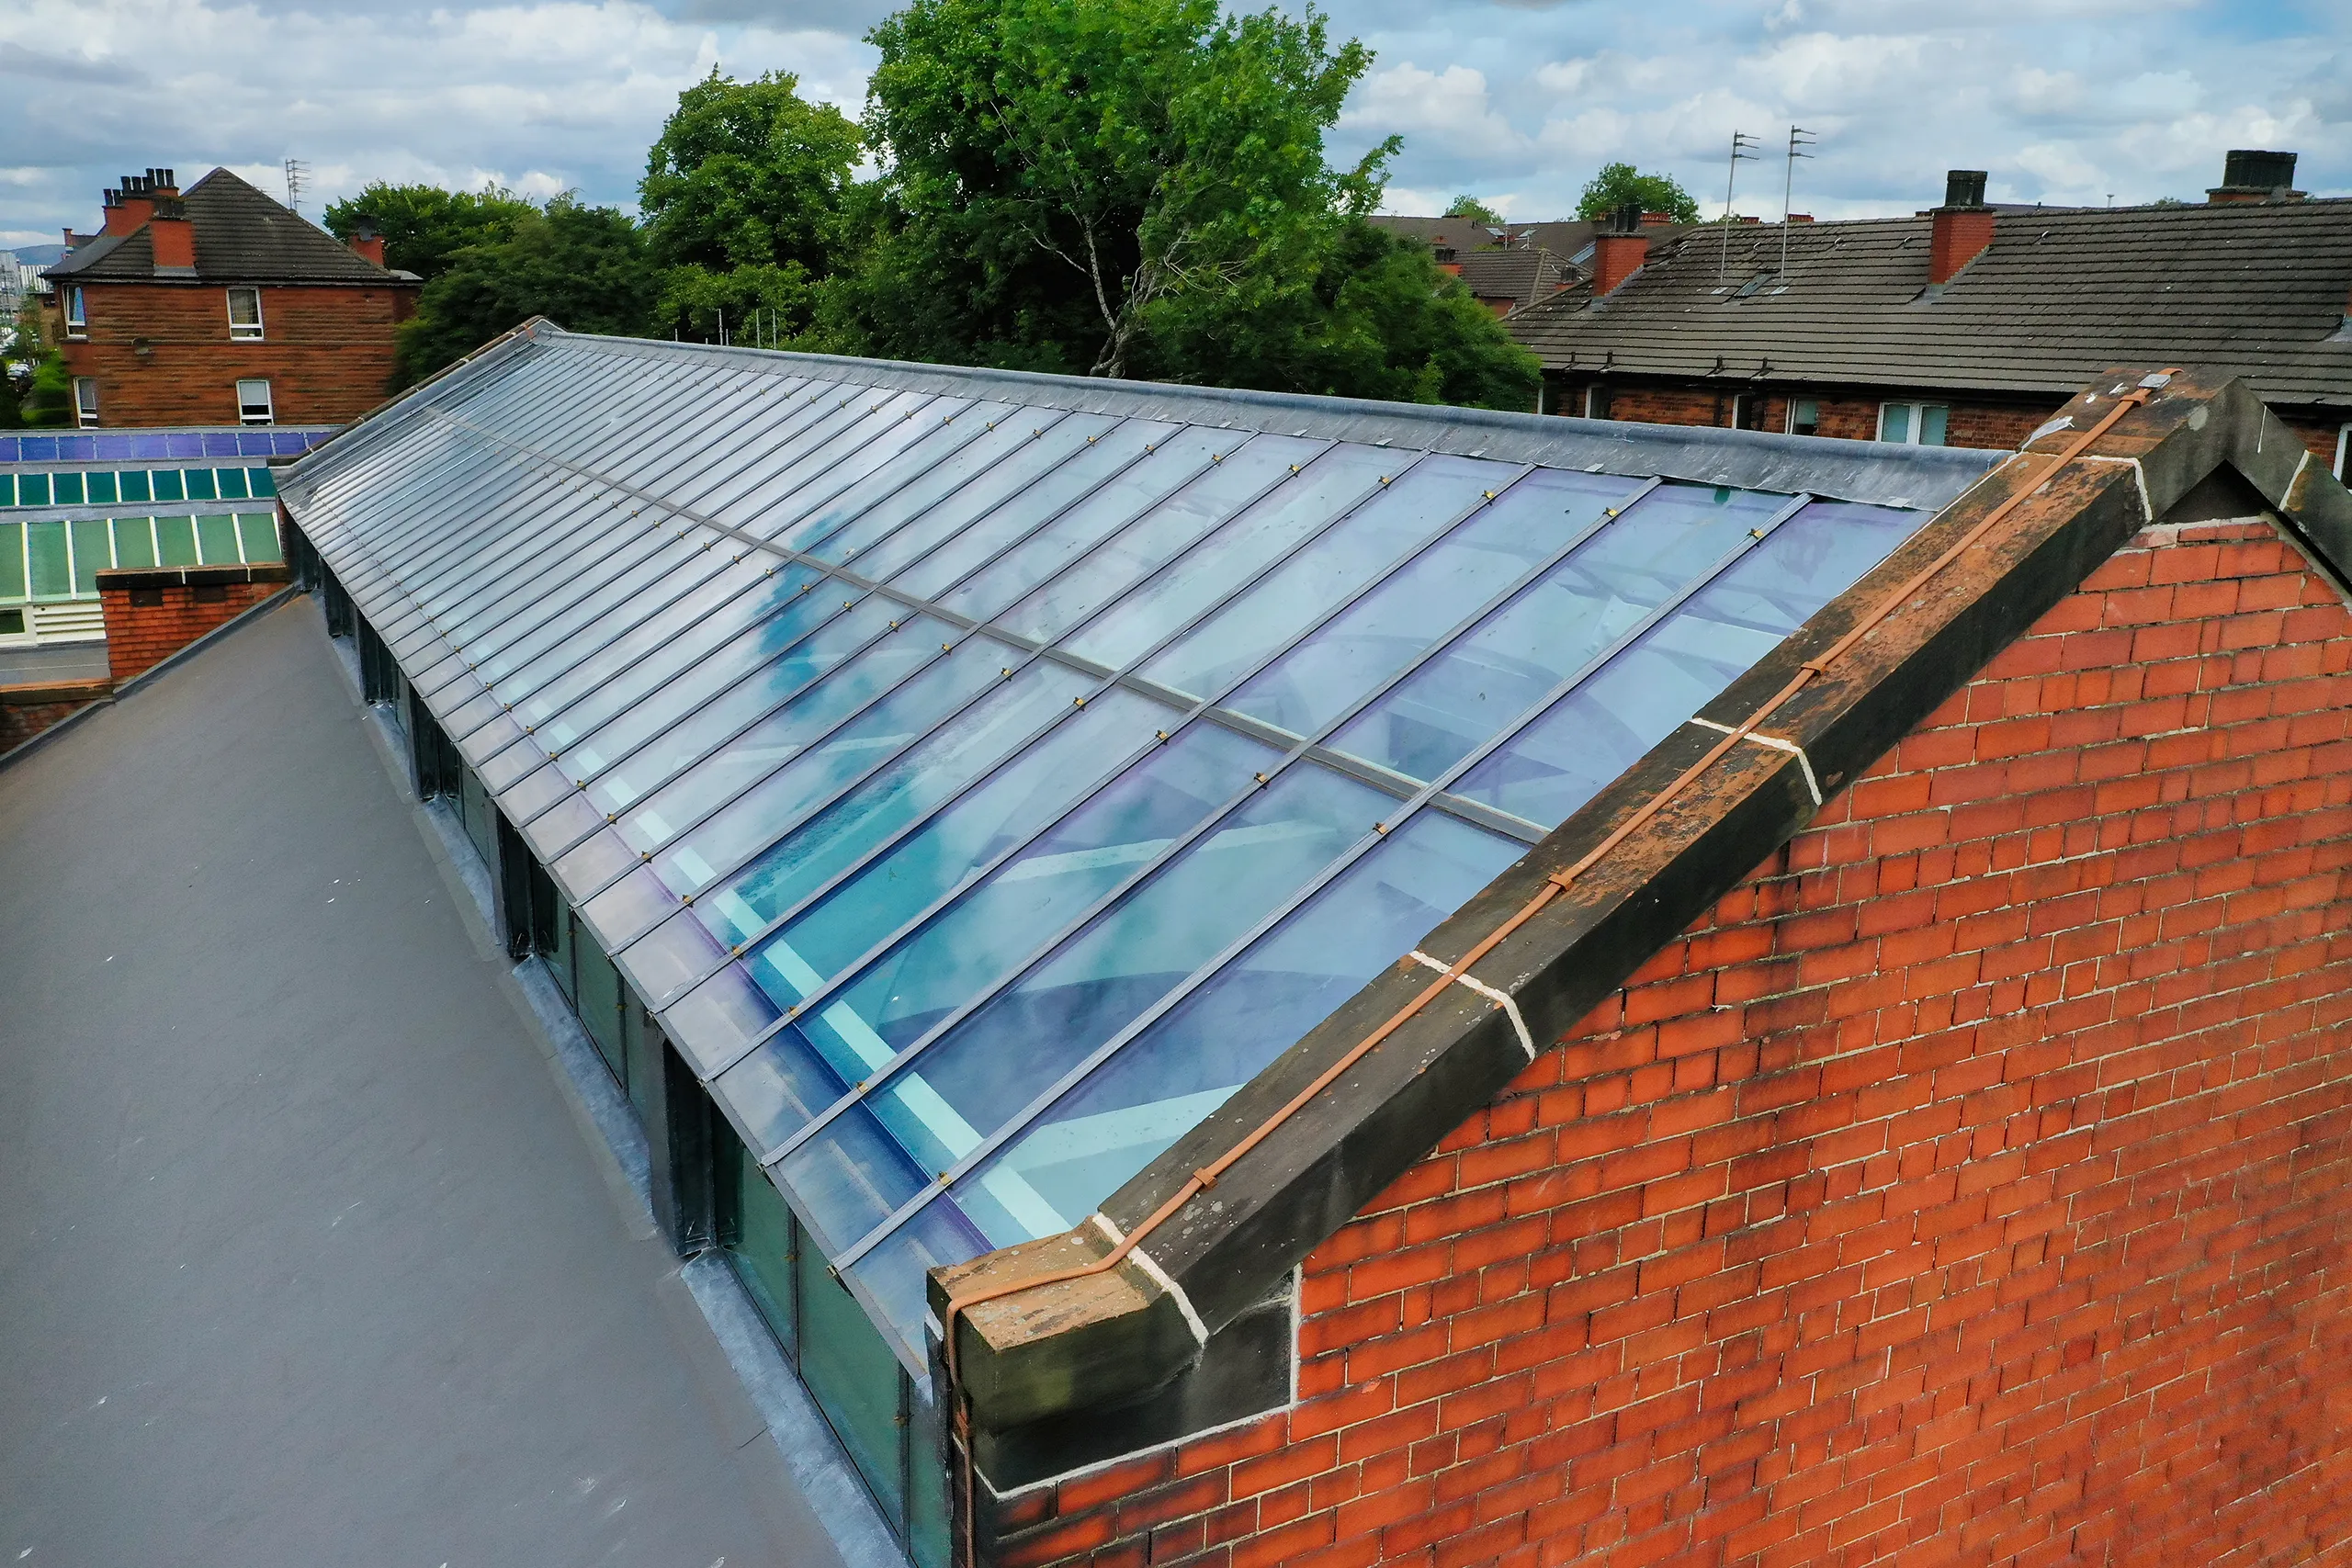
1454,499,1924,829
130,434,168,458
762,399,1009,550
599,613,955,849
558,593,892,799
1136,454,1521,702
608,907,729,1003
933,427,1227,621
948,810,1521,1247
693,664,1115,953
807,418,1046,567
888,419,1177,600
202,432,239,457
717,390,933,534
845,414,1123,584
776,1101,930,1256
0,437,17,461
19,437,56,461
846,761,1382,1179
59,435,94,460
469,535,708,688
708,1016,848,1145
844,1201,989,1356
1328,481,1789,784
1227,469,1640,738
1059,443,1394,670
639,634,1026,901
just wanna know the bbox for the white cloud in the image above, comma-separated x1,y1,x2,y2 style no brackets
1344,62,1526,159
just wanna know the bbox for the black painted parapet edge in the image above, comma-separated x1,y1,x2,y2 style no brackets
933,369,2352,1456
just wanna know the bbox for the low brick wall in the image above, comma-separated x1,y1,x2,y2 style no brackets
99,564,290,683
0,678,112,752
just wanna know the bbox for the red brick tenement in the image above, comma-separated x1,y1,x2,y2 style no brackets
64,282,412,427
101,564,290,682
989,515,2352,1568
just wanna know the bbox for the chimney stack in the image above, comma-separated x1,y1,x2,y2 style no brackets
2208,150,2302,204
1590,202,1651,298
347,214,387,267
1928,169,1995,286
103,173,156,235
149,194,196,270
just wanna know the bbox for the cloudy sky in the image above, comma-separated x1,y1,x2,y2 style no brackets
2,0,2345,253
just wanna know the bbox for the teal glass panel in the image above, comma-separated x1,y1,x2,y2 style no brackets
622,993,661,1124
797,1226,910,1524
185,468,219,502
247,467,277,497
460,765,499,872
1919,405,1951,446
575,919,627,1081
237,513,282,563
0,524,23,599
17,474,49,508
111,519,156,569
907,1392,951,1568
26,522,69,598
155,516,198,566
87,472,119,505
548,882,579,1004
730,1145,799,1349
119,470,153,503
216,468,250,500
53,473,85,506
70,519,111,593
1880,405,1911,443
196,515,241,563
0,476,12,507
153,470,185,502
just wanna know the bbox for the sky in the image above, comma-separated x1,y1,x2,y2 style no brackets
1,0,2346,253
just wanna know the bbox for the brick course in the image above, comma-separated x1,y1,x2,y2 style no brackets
986,517,2352,1568
101,568,288,682
62,280,414,426
0,679,110,751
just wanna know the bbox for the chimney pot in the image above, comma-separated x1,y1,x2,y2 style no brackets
348,214,387,267
103,175,158,236
2209,149,2301,204
1941,169,1989,210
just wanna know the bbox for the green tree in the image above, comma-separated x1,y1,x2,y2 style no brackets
3,301,69,426
1443,194,1504,224
1574,162,1700,224
395,196,654,382
323,183,537,280
640,69,863,343
834,0,1390,379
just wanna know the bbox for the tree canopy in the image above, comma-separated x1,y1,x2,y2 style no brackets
323,183,537,280
1574,162,1700,224
639,69,862,342
395,196,654,382
1443,194,1504,224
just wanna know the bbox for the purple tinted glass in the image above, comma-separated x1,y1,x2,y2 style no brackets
94,434,136,459
20,437,55,461
165,433,204,458
131,434,169,458
0,437,17,462
201,433,239,457
59,435,96,460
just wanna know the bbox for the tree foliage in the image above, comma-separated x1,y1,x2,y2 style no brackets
323,182,537,280
396,197,654,382
1574,162,1700,224
3,301,68,427
1442,194,1504,224
639,69,861,342
834,0,1390,379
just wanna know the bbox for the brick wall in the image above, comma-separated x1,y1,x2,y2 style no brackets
1555,380,2066,452
0,679,110,752
986,515,2352,1568
100,564,290,682
61,279,415,426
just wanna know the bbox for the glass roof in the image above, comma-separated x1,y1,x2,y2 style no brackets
283,330,1973,1364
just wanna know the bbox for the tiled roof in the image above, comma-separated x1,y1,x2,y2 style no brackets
1451,246,1577,309
48,168,413,287
1507,199,2352,407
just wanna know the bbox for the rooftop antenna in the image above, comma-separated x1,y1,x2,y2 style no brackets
1720,130,1759,282
1780,126,1815,277
283,157,310,214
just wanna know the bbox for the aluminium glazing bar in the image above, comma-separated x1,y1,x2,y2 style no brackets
829,485,1816,1263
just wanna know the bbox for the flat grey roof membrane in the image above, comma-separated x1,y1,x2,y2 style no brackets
0,600,834,1567
280,326,1998,1364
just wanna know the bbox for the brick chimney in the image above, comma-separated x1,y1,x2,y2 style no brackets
346,214,387,268
2207,150,2302,204
149,194,196,270
102,174,153,235
1591,203,1651,297
1928,169,1995,285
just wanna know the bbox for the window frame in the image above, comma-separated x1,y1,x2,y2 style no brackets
1878,400,1951,447
1786,396,1822,437
1731,393,1768,432
235,378,275,425
226,286,265,342
1582,384,1611,421
63,285,87,338
73,377,99,428
2335,423,2349,481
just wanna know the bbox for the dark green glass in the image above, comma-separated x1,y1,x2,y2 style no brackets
216,468,249,500
237,513,282,563
87,472,119,505
798,1235,910,1527
622,997,659,1125
730,1144,799,1351
575,929,626,1082
155,515,198,566
119,470,153,503
53,473,85,506
908,1392,952,1568
196,514,240,564
186,468,219,502
0,524,24,599
26,522,69,598
70,519,110,593
548,887,578,1003
153,471,185,503
112,519,156,569
247,468,277,497
17,474,48,508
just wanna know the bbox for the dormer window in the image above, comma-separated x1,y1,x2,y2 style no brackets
63,286,87,339
227,287,264,341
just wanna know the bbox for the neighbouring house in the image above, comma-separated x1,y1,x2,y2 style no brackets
268,321,2352,1568
43,167,421,430
0,424,316,750
1510,152,2352,478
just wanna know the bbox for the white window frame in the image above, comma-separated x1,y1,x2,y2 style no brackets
2335,423,2349,481
236,378,275,425
63,285,87,338
73,377,99,428
1786,396,1822,437
1878,400,1951,446
226,286,265,342
1582,384,1611,420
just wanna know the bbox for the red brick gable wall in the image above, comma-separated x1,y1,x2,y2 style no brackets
983,515,2352,1568
59,280,413,426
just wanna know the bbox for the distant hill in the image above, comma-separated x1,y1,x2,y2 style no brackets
7,243,68,267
